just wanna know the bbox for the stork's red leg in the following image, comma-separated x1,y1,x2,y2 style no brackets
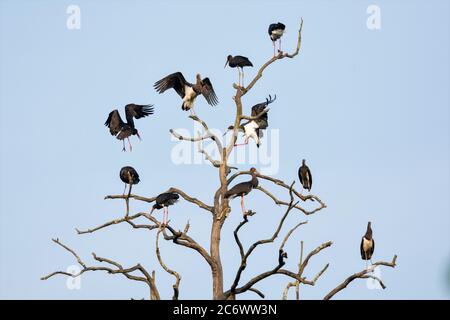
273,41,276,56
234,138,249,147
128,138,132,152
122,140,126,152
127,184,132,198
123,183,127,195
241,195,246,214
166,207,169,225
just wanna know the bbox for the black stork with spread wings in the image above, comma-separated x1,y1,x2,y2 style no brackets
105,104,154,152
234,94,276,148
153,72,218,116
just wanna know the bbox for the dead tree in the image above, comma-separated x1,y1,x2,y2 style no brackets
42,20,397,300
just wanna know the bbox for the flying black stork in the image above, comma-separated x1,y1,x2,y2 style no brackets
119,166,140,197
153,72,218,116
150,192,180,225
298,159,312,193
224,55,253,87
360,222,375,269
225,167,259,215
105,104,154,152
233,95,276,148
268,22,286,56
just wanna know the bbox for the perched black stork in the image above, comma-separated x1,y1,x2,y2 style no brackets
225,167,259,215
105,104,154,152
298,159,312,192
153,72,218,116
150,192,180,225
119,166,140,197
360,222,375,269
268,22,286,56
234,95,276,148
224,55,253,87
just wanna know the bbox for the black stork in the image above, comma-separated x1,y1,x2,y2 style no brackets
224,55,253,87
234,95,276,148
268,22,286,56
298,159,312,192
119,166,140,197
153,72,218,116
225,167,259,215
105,104,154,152
150,192,180,225
360,222,375,269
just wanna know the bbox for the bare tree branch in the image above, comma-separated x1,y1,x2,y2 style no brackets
76,210,214,271
76,212,157,235
228,170,326,206
225,20,304,157
240,19,303,95
323,255,398,300
189,115,223,151
41,238,160,300
156,229,181,300
170,129,213,142
105,187,213,213
240,108,270,121
299,241,333,276
226,183,302,298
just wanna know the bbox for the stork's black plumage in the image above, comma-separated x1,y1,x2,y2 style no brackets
268,22,286,56
150,192,180,224
360,222,375,267
233,95,277,148
153,72,218,115
105,104,154,152
225,167,259,214
298,159,312,192
224,55,253,87
119,166,140,196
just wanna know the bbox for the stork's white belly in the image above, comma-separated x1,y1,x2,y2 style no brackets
244,121,260,144
184,86,196,100
363,238,373,252
272,29,284,36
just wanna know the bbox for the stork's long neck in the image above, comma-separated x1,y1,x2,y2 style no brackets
251,174,259,188
365,224,373,240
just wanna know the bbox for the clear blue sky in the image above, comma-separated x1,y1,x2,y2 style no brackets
0,0,449,299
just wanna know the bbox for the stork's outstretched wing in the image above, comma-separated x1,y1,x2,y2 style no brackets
154,72,188,98
125,104,154,125
201,77,219,106
105,110,124,136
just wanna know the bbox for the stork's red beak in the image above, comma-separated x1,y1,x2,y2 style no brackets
224,60,228,68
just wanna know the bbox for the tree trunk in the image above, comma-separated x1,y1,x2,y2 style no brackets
210,217,224,299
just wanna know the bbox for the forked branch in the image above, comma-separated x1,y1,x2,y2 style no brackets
41,238,160,300
323,255,398,300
